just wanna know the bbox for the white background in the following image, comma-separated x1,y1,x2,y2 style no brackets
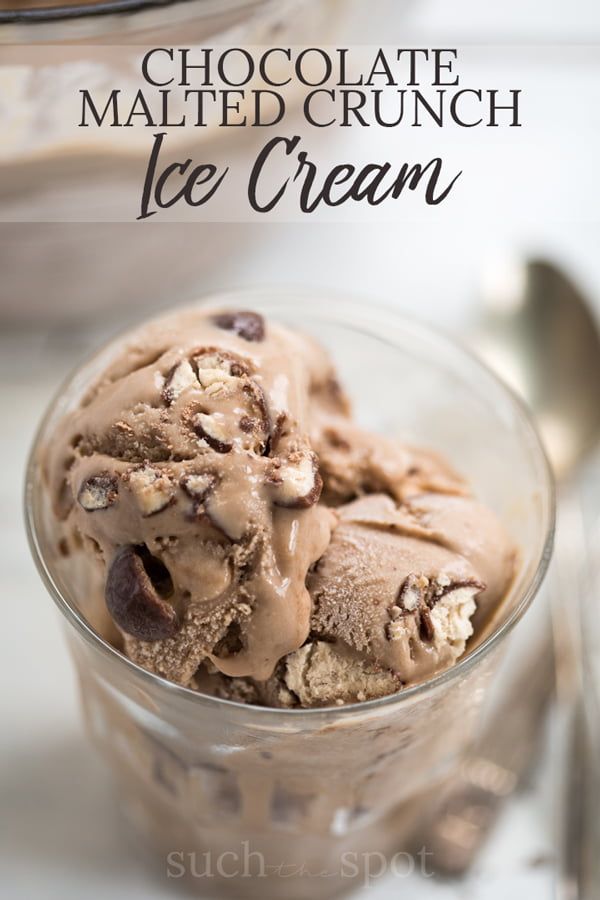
2,0,600,898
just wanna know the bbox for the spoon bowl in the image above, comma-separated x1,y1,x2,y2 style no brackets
478,258,600,478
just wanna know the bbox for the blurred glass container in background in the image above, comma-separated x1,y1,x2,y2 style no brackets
0,0,344,322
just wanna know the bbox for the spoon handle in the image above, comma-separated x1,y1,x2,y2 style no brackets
556,503,600,900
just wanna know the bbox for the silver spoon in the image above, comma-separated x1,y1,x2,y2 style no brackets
478,257,600,479
417,258,600,888
480,259,600,898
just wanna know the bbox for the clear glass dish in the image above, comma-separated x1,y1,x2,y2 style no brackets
25,291,554,898
0,0,287,42
0,0,344,320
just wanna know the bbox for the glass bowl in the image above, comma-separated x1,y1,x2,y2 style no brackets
25,290,554,898
0,0,289,41
0,0,344,321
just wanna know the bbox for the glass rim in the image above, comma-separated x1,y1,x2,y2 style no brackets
24,288,556,721
0,0,262,26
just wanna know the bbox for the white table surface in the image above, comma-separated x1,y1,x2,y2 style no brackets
2,0,600,897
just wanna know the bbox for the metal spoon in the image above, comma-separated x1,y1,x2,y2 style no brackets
480,258,600,898
418,258,600,888
478,257,600,479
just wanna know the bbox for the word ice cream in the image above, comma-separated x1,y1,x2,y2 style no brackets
45,309,515,708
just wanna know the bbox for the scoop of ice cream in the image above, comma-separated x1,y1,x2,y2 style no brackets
307,494,486,688
311,413,468,506
45,308,338,683
45,305,517,707
194,490,514,708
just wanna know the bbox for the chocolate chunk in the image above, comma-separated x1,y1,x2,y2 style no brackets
180,473,225,529
188,349,270,454
433,577,486,600
193,413,233,454
180,472,216,501
239,415,257,433
77,473,118,511
399,574,485,611
397,574,429,613
267,412,288,455
127,465,175,516
193,348,250,379
419,608,435,643
240,381,270,454
267,450,323,508
213,311,265,342
162,359,197,405
394,574,484,643
105,545,179,641
202,492,243,541
196,368,239,397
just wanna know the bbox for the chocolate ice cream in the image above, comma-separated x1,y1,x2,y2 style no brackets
45,306,516,707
